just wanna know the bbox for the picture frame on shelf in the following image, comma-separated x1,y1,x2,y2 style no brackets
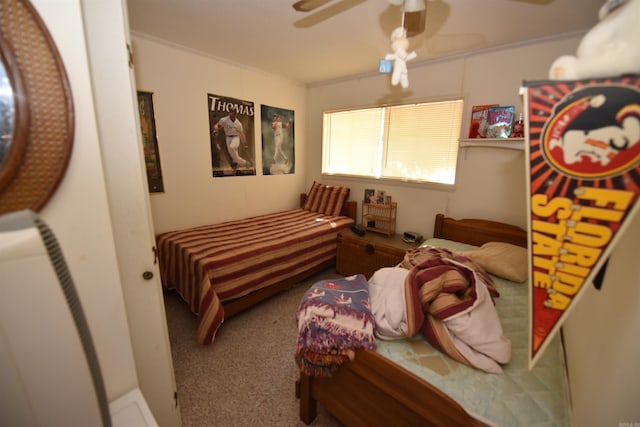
364,188,375,204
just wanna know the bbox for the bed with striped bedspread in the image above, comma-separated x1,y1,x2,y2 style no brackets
157,207,354,344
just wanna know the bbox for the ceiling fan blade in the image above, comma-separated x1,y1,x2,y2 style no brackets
294,0,367,28
293,0,334,12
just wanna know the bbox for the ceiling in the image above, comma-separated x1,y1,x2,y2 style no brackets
126,0,603,86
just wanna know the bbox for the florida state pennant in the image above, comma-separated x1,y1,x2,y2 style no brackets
522,75,640,369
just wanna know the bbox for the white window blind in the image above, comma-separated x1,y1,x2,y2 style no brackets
322,108,382,177
322,98,464,185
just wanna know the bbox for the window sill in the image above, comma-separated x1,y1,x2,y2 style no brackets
320,173,456,192
459,138,524,150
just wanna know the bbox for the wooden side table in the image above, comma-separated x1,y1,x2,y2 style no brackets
336,231,422,279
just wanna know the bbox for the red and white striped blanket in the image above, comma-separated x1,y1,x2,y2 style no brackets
157,208,354,344
400,246,512,373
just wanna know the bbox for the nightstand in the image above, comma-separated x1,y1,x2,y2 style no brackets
336,231,422,279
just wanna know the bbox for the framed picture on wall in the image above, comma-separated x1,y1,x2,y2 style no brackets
208,94,256,177
261,104,295,175
136,91,165,192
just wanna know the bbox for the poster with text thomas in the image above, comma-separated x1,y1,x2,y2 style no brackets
523,75,640,369
208,94,256,177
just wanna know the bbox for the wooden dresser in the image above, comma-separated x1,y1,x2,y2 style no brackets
336,231,423,279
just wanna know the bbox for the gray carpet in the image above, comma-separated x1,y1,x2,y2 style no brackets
164,268,345,427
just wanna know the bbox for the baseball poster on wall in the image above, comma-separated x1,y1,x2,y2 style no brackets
261,104,295,175
522,75,640,369
208,94,256,177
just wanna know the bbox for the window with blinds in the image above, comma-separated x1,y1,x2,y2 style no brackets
322,98,464,185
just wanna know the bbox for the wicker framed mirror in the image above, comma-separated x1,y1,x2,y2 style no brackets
0,34,29,192
0,0,74,214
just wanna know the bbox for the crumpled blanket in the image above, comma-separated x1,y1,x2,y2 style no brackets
400,246,511,374
368,267,410,340
295,274,376,377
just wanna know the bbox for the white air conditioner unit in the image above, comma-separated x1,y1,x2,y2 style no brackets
0,210,111,426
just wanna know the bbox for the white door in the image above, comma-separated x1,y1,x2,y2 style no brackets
80,1,181,425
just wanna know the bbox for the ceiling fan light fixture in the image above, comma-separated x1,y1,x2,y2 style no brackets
403,0,426,12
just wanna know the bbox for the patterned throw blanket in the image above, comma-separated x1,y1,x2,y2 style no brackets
400,246,512,374
295,275,376,377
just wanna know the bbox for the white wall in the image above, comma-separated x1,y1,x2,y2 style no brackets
131,35,309,234
129,32,582,237
563,211,640,427
29,0,138,401
306,36,582,237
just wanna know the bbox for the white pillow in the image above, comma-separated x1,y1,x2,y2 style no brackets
457,242,528,283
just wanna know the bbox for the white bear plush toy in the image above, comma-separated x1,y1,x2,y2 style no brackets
385,26,417,88
549,0,640,80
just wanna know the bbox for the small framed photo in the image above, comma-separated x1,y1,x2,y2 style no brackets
376,190,385,204
385,195,392,205
364,188,376,204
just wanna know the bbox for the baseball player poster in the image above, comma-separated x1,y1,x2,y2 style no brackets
208,94,256,177
522,75,640,369
260,104,295,175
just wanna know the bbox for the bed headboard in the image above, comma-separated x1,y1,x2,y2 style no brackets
433,213,527,248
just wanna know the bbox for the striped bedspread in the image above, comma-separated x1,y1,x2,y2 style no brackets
157,208,354,344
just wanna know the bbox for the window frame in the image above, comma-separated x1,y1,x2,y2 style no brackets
320,96,464,190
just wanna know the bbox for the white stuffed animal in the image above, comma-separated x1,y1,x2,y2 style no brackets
549,0,640,80
385,26,417,88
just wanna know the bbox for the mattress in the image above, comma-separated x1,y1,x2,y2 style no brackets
157,208,354,344
375,238,571,427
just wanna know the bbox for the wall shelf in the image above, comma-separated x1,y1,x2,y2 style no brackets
362,202,397,236
459,138,525,150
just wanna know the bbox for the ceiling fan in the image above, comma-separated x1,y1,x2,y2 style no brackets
293,0,427,36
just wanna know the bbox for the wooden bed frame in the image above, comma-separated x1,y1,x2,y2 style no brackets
295,213,527,427
220,195,357,319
